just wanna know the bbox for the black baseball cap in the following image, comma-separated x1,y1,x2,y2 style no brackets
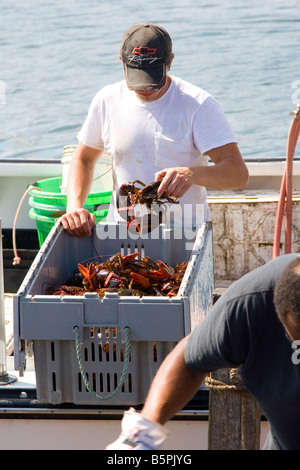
120,23,172,90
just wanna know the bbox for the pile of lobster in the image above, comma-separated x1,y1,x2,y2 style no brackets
50,179,186,298
51,252,188,299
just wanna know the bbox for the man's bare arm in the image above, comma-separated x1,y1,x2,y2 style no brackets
60,142,103,237
155,143,249,198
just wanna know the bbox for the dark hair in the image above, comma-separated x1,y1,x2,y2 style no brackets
166,55,173,70
274,257,300,323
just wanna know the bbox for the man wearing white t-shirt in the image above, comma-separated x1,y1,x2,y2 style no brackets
61,22,249,237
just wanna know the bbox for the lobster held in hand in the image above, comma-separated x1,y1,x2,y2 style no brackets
118,178,179,209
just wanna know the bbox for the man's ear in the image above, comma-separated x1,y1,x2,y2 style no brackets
167,53,175,71
119,56,125,69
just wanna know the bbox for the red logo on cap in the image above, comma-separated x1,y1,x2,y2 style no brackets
131,46,157,57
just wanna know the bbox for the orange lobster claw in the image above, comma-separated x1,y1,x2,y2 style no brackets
156,260,174,278
147,260,174,280
104,271,122,287
161,281,173,292
78,262,98,290
121,252,140,266
167,291,178,297
160,281,178,297
147,270,167,280
130,272,151,289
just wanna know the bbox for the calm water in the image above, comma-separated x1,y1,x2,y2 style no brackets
1,0,300,161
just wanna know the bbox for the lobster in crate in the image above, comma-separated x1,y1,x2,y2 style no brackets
51,251,188,299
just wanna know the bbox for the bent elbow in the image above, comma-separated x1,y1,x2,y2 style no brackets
231,163,249,190
219,166,249,191
238,167,249,189
241,166,250,188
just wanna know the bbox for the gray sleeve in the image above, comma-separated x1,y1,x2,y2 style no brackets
184,292,251,373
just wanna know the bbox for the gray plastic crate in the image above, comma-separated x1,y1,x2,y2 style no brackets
14,221,214,406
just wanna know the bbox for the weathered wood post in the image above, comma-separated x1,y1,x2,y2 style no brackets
206,288,261,450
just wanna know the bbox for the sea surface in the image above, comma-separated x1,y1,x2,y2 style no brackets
1,0,300,161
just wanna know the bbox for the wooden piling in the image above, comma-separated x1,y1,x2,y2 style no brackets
206,367,261,450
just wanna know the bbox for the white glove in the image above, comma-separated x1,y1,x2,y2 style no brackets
106,407,169,450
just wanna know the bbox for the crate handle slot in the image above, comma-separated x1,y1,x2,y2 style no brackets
73,325,131,400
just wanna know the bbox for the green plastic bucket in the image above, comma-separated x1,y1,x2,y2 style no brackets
29,210,58,247
28,176,112,246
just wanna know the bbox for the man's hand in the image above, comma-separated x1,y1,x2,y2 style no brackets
155,167,194,199
60,208,96,237
60,142,102,237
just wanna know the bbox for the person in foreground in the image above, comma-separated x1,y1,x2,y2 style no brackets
60,22,248,237
106,253,300,450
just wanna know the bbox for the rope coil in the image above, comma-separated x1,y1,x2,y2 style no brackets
204,368,247,392
73,325,131,400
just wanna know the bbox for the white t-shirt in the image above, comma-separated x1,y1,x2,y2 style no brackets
77,75,237,226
